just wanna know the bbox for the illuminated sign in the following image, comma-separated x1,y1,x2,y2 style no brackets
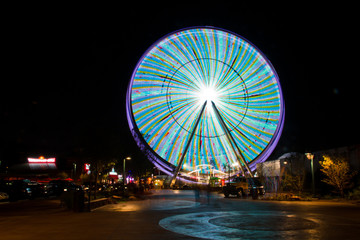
84,163,91,174
28,157,56,163
27,156,56,170
109,167,117,176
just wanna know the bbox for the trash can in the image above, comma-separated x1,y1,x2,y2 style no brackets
251,188,258,200
73,189,85,212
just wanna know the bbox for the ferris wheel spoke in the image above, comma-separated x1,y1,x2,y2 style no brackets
170,100,207,186
211,101,254,177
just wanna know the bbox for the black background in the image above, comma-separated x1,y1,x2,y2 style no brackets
1,3,358,168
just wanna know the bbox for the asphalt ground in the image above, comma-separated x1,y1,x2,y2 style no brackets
1,190,360,239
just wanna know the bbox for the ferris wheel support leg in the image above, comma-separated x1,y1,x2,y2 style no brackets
211,101,254,178
170,101,208,187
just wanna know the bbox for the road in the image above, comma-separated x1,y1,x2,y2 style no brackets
0,190,360,239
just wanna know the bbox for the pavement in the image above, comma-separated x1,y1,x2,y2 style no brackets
1,190,360,239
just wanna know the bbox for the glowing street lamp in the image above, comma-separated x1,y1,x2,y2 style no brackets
306,153,315,195
123,157,131,189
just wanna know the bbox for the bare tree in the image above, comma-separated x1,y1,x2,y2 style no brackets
281,154,306,196
282,168,305,196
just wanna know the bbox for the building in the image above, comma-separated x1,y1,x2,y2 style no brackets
256,144,360,193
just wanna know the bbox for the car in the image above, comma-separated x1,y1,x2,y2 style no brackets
0,192,9,201
0,179,31,201
223,177,265,198
181,185,192,190
0,180,12,196
46,180,80,197
27,182,46,199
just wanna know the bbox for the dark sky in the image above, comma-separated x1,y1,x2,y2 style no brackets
1,3,358,166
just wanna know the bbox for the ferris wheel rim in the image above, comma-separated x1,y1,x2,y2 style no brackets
126,26,285,178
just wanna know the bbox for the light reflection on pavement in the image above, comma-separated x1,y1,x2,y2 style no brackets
159,211,321,240
97,189,202,212
96,190,360,239
101,199,200,212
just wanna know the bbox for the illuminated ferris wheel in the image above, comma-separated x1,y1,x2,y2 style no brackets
126,27,284,184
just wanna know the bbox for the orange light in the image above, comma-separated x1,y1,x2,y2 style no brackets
39,156,45,159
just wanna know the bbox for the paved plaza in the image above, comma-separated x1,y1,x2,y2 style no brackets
1,190,360,239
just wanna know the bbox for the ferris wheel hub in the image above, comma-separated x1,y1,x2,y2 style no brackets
197,86,219,104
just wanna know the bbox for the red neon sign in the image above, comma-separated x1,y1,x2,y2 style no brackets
84,163,91,174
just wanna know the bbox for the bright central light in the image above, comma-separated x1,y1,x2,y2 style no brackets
197,86,218,104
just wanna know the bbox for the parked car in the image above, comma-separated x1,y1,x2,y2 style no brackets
0,180,10,201
0,180,11,195
27,181,46,199
46,180,80,197
0,191,9,201
181,185,192,190
223,177,265,198
0,179,31,201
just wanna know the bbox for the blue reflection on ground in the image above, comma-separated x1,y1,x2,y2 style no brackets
159,211,320,239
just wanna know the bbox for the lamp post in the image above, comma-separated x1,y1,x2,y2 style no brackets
306,153,315,195
123,157,131,190
73,163,76,181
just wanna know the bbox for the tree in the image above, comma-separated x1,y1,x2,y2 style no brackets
282,169,305,196
57,171,69,180
281,154,306,195
319,155,356,197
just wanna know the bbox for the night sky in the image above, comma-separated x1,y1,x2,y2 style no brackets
2,3,358,167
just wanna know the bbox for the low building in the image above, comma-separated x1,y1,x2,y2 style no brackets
257,144,360,193
257,152,307,193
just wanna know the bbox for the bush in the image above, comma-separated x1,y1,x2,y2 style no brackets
347,187,360,200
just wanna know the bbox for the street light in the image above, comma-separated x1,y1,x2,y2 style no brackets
123,157,131,190
73,163,77,181
305,153,315,195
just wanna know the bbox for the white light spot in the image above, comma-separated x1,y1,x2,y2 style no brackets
197,86,218,104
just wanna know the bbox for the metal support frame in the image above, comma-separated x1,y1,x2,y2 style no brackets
211,101,254,178
170,101,207,187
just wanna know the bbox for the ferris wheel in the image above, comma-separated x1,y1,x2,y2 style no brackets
126,27,284,184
